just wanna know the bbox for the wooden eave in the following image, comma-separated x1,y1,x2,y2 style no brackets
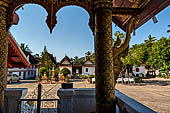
82,64,95,67
59,56,72,65
59,64,72,67
112,0,170,31
82,59,94,66
8,33,30,68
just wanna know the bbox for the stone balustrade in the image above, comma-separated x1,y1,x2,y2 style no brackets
4,88,28,113
58,88,156,113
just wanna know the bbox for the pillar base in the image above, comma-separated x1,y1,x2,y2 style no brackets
61,83,73,89
4,88,28,113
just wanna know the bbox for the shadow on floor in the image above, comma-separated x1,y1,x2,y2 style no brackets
69,79,85,82
121,79,170,86
7,80,36,85
143,80,170,86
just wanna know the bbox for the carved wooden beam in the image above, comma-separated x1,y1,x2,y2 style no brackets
112,7,141,15
112,16,138,86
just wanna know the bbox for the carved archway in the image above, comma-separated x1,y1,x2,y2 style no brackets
7,0,51,31
7,0,94,33
54,2,94,33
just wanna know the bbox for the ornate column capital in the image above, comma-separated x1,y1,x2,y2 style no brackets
94,0,112,10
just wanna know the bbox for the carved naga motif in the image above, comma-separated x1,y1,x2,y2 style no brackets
112,16,139,86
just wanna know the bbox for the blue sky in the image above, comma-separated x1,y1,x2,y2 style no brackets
10,5,170,61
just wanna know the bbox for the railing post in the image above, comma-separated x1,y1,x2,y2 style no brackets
37,83,42,113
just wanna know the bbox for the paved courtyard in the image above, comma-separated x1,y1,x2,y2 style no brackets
7,78,170,113
116,78,170,113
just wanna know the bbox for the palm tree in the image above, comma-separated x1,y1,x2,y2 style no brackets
74,56,79,63
20,43,32,53
85,51,91,56
33,53,40,61
144,35,156,47
167,25,170,33
70,58,74,63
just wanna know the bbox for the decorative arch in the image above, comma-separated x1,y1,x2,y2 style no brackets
54,1,94,33
7,0,51,31
7,0,94,33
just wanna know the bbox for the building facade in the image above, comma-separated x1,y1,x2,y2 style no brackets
8,50,39,79
59,56,95,76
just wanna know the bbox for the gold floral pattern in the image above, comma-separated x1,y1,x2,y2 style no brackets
94,1,115,112
0,6,8,109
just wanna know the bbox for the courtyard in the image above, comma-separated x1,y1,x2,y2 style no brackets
7,78,170,113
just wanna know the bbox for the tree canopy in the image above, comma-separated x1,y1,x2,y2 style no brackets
20,43,32,53
121,34,170,70
60,68,71,76
40,46,56,70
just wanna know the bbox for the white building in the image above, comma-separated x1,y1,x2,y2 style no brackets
82,59,95,76
59,56,95,76
8,51,39,79
132,64,146,76
59,56,73,75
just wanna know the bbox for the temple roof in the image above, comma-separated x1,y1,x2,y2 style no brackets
112,0,170,31
59,56,72,66
8,33,30,68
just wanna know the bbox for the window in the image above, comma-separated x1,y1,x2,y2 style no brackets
19,72,21,76
86,68,88,72
136,68,140,72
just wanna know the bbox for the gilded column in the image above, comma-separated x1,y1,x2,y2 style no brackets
94,1,115,113
0,2,8,112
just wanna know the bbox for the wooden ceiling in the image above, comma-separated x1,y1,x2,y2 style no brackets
8,34,30,68
112,0,170,31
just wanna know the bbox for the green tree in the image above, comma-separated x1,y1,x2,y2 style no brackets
40,46,54,70
79,57,85,64
55,67,60,76
151,37,170,69
121,43,146,67
122,35,170,71
144,35,156,69
144,35,156,48
85,51,91,56
90,53,95,63
20,43,32,53
70,58,74,63
60,68,71,76
74,56,79,63
167,25,170,33
39,67,48,76
33,53,40,61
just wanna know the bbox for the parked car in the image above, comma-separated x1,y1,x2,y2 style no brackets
7,74,20,84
